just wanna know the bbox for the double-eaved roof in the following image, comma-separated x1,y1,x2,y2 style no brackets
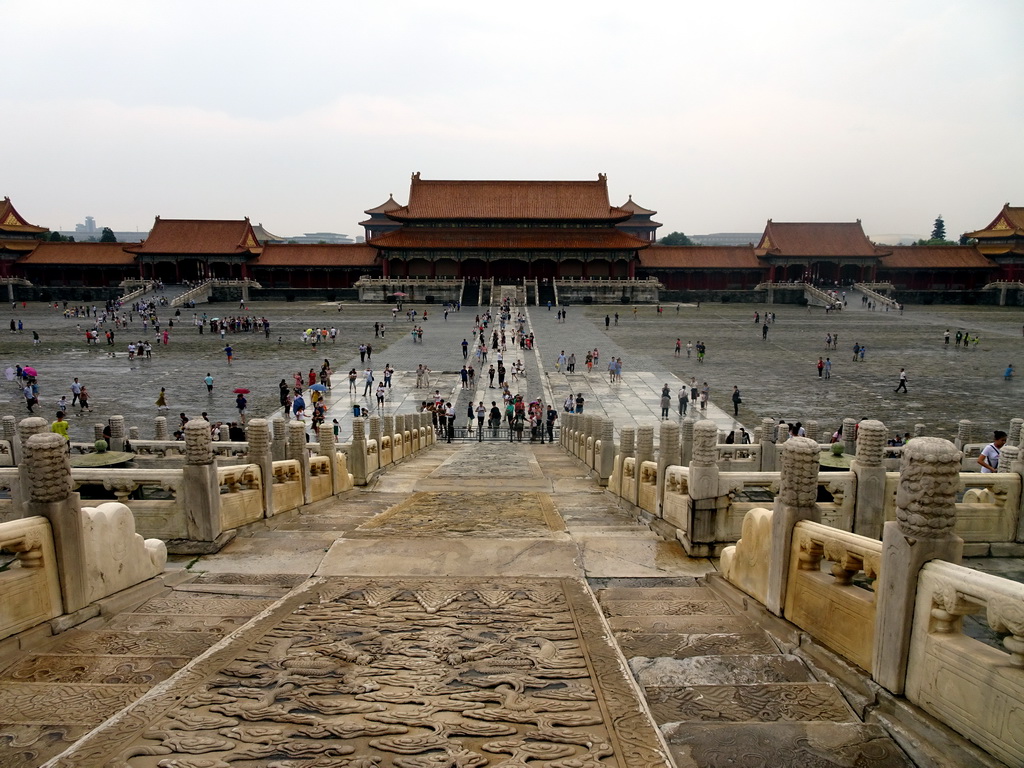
385,173,631,222
369,227,647,251
0,197,47,235
966,203,1024,239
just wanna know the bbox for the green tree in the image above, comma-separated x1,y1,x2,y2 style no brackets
930,215,946,242
656,231,695,246
100,227,117,243
48,231,63,241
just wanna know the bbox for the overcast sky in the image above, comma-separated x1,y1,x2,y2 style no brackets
5,0,1022,241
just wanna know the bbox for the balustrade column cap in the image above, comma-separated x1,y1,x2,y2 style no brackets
780,436,820,507
896,437,962,539
184,418,213,464
25,431,73,502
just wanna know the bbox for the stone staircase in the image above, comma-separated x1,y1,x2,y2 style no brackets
596,581,916,767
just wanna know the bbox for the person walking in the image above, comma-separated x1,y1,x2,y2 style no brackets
731,385,742,416
824,358,831,379
224,344,233,365
235,392,247,423
978,431,1008,473
678,383,688,416
660,385,671,419
156,387,168,413
78,385,91,414
362,368,374,396
205,372,214,393
817,357,824,377
894,368,908,393
1006,363,1015,380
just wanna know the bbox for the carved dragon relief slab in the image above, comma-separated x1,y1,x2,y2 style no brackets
51,577,671,767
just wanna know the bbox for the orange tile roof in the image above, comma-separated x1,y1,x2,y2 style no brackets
757,221,886,257
640,246,762,269
0,197,47,234
387,174,631,222
965,204,1024,238
18,242,137,265
368,227,648,251
880,245,996,269
254,243,379,267
127,217,260,255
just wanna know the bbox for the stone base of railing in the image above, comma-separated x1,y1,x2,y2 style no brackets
704,572,1002,768
163,529,237,555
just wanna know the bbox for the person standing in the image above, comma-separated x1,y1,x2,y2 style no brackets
23,383,35,413
678,383,688,416
362,368,374,396
78,385,91,414
71,377,82,407
660,384,671,419
690,377,699,406
476,401,486,433
824,358,832,379
978,431,1008,473
445,402,456,443
51,412,70,447
235,392,247,423
224,344,233,365
575,393,584,413
732,385,741,416
205,373,214,393
462,338,469,359
817,357,824,377
894,368,908,393
674,339,681,357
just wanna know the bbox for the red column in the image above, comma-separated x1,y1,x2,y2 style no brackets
628,257,635,279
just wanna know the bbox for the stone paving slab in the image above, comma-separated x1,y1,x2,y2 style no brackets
577,539,717,579
1,724,89,768
602,595,732,617
630,654,814,686
47,577,673,767
35,630,218,659
662,721,915,767
1,682,149,725
317,537,579,577
644,682,854,724
0,654,188,685
101,613,253,635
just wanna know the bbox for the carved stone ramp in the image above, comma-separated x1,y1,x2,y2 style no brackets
0,574,301,768
42,577,675,768
598,584,916,767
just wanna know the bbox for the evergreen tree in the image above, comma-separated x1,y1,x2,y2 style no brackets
656,231,695,246
100,227,117,243
48,231,63,241
930,215,946,242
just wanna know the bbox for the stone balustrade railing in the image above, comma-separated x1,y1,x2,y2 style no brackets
853,281,901,309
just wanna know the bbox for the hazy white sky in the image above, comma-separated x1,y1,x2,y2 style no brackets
5,0,1022,240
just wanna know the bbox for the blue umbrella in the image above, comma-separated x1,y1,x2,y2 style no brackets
309,383,328,392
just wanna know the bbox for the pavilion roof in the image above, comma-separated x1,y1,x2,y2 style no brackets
618,195,657,215
880,245,996,269
363,194,403,215
254,243,378,267
639,246,762,269
964,204,1024,239
251,222,286,244
756,221,887,257
368,226,648,251
127,217,261,255
386,173,631,222
18,241,136,265
0,197,47,235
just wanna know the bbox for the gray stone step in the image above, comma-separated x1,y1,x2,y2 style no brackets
630,654,814,686
616,631,779,659
644,682,855,724
662,721,915,767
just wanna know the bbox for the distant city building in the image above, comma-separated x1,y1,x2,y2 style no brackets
54,216,147,243
283,232,354,244
688,233,762,246
870,234,925,246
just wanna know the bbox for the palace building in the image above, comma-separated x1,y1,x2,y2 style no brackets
0,181,1017,302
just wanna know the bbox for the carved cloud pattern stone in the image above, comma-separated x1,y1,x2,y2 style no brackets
355,492,565,537
50,577,673,767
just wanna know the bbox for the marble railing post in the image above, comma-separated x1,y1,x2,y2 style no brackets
128,426,140,442
350,418,368,485
776,423,789,444
394,414,406,454
804,420,819,443
633,426,655,507
759,417,776,471
612,426,634,497
657,421,681,515
687,420,721,554
108,416,125,452
852,419,887,538
873,437,963,694
680,416,694,465
559,413,572,450
287,421,312,504
1009,418,1024,448
17,417,48,511
154,416,168,441
271,417,287,461
182,419,222,543
219,424,230,443
955,419,972,450
368,415,382,458
842,417,857,456
597,417,615,486
914,423,926,438
766,436,821,616
1000,445,1024,544
318,420,343,494
247,419,273,515
4,415,19,464
382,415,396,465
24,432,86,611
93,423,105,443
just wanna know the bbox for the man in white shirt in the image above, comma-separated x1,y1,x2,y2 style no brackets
978,431,1007,473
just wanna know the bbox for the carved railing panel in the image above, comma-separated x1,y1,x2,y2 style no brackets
71,468,185,539
271,460,304,515
621,457,637,505
80,502,167,604
217,463,264,529
0,516,62,641
308,456,332,502
785,520,881,672
638,460,658,515
721,507,773,605
662,466,690,532
908,560,1024,766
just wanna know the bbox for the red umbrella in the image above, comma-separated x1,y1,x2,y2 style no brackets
23,366,38,377
233,387,250,394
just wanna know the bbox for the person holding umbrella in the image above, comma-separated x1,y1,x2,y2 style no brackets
234,388,249,423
